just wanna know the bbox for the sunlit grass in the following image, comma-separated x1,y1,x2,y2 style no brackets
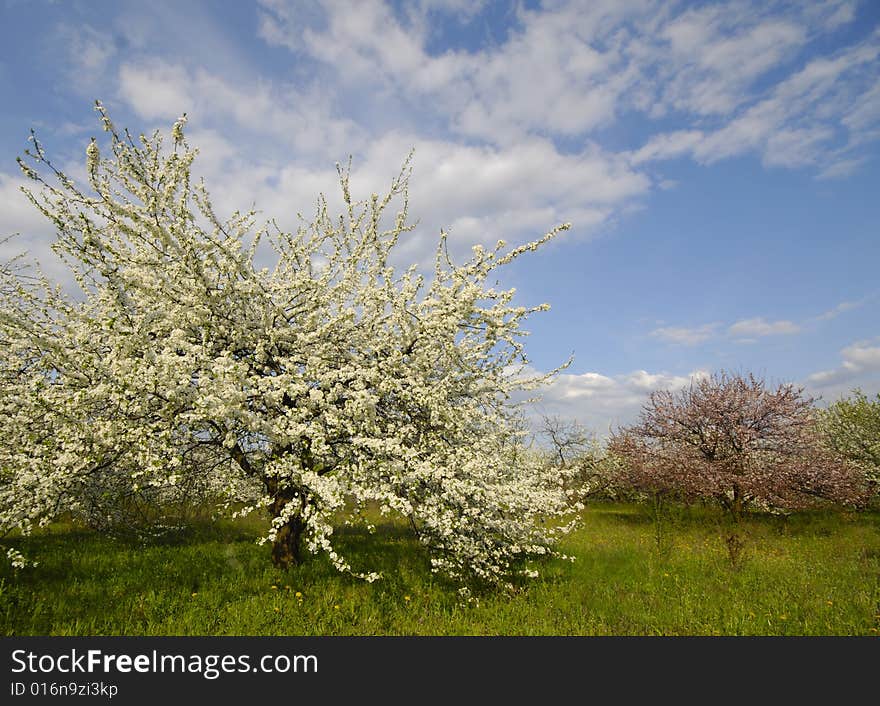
1,503,878,635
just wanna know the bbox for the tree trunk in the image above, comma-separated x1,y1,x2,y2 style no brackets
271,515,304,568
266,477,305,569
651,491,664,550
731,484,743,523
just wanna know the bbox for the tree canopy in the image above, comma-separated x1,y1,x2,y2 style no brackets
608,371,867,519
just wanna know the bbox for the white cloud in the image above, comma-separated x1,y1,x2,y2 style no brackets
257,0,864,153
818,1,857,31
655,7,808,116
816,157,866,180
55,23,119,93
648,292,880,346
629,130,704,165
524,366,709,434
528,337,880,432
649,315,802,346
68,25,116,71
649,296,871,347
841,342,880,369
118,59,366,159
727,317,801,337
184,128,648,267
807,339,880,402
0,174,69,282
108,49,656,268
843,78,880,134
813,299,865,322
650,323,719,345
118,61,191,121
696,30,879,167
622,16,879,174
257,0,640,144
763,126,836,168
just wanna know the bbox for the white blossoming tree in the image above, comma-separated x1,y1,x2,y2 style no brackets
819,390,880,499
1,103,579,592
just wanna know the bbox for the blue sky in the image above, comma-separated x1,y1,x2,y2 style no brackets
1,0,878,432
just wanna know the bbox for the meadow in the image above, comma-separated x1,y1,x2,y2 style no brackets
1,503,878,636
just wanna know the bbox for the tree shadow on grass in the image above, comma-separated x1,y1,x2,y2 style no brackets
593,508,655,526
319,520,436,589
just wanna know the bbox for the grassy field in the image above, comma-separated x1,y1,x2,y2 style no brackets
1,503,878,636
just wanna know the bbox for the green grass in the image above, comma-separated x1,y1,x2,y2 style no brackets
1,503,879,635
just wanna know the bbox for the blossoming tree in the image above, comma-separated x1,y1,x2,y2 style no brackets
608,371,867,521
820,389,880,489
0,103,579,592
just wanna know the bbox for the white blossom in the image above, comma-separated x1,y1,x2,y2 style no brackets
86,137,99,175
171,113,187,145
5,547,37,569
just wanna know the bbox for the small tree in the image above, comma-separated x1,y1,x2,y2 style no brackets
820,389,880,488
0,103,578,593
537,415,618,501
608,371,866,523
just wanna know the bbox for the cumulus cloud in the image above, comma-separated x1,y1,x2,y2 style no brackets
522,366,709,434
118,62,192,121
528,335,880,431
256,0,876,178
806,339,880,402
223,136,638,267
112,56,652,265
257,0,639,143
118,59,365,160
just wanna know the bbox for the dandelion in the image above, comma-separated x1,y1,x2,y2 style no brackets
404,595,411,602
295,591,302,598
